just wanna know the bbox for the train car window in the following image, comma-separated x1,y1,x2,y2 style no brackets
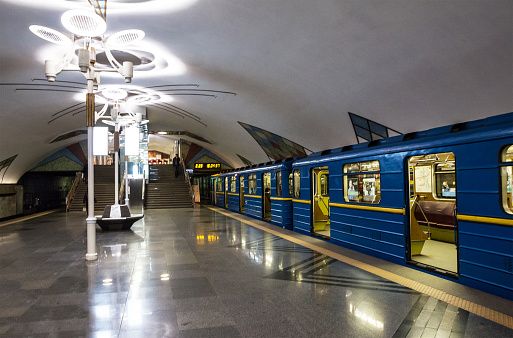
435,162,456,198
343,161,381,204
217,178,223,192
500,145,513,214
230,176,237,193
276,171,282,197
293,169,301,198
320,173,329,197
248,174,257,194
289,173,293,197
225,178,229,192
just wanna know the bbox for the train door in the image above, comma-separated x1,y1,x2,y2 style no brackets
216,177,222,205
240,175,245,213
407,152,458,277
224,177,229,208
262,172,271,221
210,177,216,204
312,167,330,238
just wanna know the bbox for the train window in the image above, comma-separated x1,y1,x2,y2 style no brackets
435,162,456,198
343,161,381,204
289,173,293,197
500,145,513,214
320,173,329,197
230,176,237,193
248,174,257,194
409,152,456,200
225,178,229,192
276,171,282,197
216,178,223,192
293,169,301,198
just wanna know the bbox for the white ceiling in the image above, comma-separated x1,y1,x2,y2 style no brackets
0,0,512,183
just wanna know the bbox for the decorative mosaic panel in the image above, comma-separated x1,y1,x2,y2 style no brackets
349,112,402,143
237,154,253,166
50,130,87,144
0,154,17,183
238,122,309,161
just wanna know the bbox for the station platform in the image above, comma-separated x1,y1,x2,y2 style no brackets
0,206,512,337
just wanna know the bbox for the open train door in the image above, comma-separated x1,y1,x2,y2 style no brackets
224,177,229,208
312,167,330,238
407,152,458,278
262,172,271,221
239,175,245,213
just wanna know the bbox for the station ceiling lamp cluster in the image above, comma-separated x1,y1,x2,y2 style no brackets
29,8,145,83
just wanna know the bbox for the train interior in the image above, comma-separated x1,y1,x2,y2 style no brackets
502,145,513,212
239,176,245,213
408,152,458,276
263,172,271,221
312,167,330,238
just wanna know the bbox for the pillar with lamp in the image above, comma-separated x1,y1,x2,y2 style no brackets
30,8,145,260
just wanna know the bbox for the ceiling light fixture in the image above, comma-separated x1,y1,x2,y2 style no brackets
102,88,128,101
106,29,145,47
29,25,72,45
61,9,107,37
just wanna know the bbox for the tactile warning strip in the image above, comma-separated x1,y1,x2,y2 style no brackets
207,206,513,329
0,209,59,228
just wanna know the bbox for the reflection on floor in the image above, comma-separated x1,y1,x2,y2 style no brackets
0,207,511,337
412,239,458,273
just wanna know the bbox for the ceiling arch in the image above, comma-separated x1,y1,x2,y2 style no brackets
0,0,511,183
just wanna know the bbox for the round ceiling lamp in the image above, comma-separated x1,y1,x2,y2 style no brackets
102,88,128,101
127,94,159,105
29,25,72,45
61,9,107,37
106,29,146,47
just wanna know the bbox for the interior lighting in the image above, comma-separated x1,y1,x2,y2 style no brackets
29,25,72,45
106,29,145,47
102,88,128,101
61,9,107,37
5,0,197,14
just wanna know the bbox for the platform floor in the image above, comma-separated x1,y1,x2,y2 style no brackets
0,206,512,337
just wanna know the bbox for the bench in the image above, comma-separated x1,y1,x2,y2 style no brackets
96,204,143,231
414,200,456,243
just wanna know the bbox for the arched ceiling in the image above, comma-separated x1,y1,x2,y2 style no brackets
0,0,512,183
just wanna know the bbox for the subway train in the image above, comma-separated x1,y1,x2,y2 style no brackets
210,112,513,300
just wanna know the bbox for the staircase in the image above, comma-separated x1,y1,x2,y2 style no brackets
67,180,88,212
65,165,117,213
146,165,193,209
94,166,116,213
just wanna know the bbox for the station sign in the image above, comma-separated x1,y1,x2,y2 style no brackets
194,163,221,170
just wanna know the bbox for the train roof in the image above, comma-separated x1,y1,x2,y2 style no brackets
295,111,513,165
211,156,301,176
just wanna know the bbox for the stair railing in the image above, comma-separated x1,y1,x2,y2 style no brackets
181,154,195,206
66,172,82,212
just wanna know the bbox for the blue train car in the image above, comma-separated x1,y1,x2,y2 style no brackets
291,112,513,300
213,158,297,229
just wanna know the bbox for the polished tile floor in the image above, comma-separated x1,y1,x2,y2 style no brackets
0,207,512,337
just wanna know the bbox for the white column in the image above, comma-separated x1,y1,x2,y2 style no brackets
86,77,97,261
115,150,119,204
125,159,129,205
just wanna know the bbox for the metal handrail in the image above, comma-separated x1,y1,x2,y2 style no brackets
412,195,431,238
181,154,195,206
66,172,82,212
